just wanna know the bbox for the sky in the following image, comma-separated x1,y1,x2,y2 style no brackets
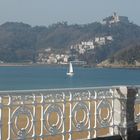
0,0,140,26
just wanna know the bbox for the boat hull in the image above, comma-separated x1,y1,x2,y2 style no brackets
66,72,74,76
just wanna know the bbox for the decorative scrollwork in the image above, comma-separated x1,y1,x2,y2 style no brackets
97,90,113,99
25,95,34,102
135,113,140,123
72,91,90,101
72,102,89,130
97,99,112,127
135,90,140,103
134,103,140,122
90,90,96,99
11,96,22,104
11,95,34,105
44,104,63,135
44,94,64,103
11,106,33,138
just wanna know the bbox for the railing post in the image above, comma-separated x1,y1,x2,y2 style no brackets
69,92,72,140
32,94,37,139
115,86,138,140
0,96,2,139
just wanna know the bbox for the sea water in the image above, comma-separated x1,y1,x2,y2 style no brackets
0,65,140,90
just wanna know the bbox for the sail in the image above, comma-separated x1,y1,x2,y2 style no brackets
69,62,73,73
67,62,74,76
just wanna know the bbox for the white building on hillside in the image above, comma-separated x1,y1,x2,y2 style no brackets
106,36,113,41
71,40,95,54
103,12,129,25
95,37,105,45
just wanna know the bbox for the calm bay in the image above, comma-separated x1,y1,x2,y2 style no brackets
0,65,140,90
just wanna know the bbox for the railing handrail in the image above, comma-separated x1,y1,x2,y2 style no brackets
0,85,139,95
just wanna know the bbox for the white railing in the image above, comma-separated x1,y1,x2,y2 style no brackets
0,86,140,140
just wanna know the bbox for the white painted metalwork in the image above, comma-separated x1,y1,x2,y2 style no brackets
0,86,139,140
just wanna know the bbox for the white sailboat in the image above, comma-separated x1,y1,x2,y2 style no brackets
67,62,74,76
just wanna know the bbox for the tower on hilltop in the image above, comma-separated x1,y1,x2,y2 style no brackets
103,12,129,25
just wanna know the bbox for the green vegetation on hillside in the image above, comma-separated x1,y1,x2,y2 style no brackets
0,20,140,65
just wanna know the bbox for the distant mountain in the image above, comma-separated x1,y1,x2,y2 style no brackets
0,15,140,65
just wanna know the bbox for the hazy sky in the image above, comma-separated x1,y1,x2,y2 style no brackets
0,0,140,26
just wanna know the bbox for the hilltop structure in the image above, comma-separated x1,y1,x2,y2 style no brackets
103,12,129,25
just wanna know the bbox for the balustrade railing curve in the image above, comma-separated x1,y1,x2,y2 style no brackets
0,86,140,140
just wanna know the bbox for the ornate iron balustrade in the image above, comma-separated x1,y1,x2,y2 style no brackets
0,86,140,140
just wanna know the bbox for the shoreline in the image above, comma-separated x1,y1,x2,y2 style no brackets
96,65,140,69
0,62,140,69
0,63,67,67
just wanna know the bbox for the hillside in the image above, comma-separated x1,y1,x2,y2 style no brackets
0,14,140,65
